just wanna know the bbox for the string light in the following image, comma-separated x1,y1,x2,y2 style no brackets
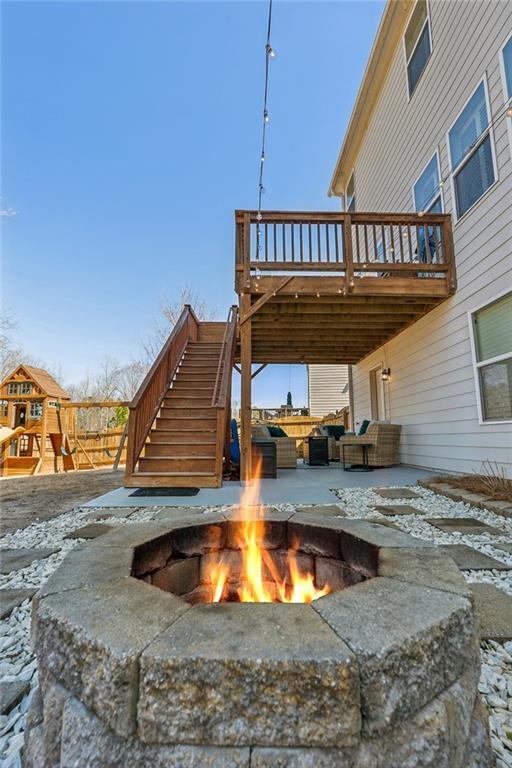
256,0,275,259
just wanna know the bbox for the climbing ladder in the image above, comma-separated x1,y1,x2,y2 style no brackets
125,305,237,488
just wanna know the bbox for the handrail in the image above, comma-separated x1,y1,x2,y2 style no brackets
235,210,456,294
125,304,199,475
212,305,238,408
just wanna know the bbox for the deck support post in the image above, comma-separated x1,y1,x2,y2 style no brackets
240,293,252,484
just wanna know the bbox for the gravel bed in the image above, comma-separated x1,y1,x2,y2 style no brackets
1,486,511,766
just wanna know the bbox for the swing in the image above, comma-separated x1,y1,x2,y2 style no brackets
104,447,114,458
61,445,77,456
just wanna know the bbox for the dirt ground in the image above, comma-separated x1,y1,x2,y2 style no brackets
0,469,124,535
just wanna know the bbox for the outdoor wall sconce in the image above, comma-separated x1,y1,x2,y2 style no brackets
381,368,391,381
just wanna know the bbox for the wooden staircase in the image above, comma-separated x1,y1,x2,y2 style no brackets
125,307,237,488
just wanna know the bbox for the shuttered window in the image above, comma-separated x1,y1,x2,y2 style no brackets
448,81,496,219
404,1,432,96
471,292,512,422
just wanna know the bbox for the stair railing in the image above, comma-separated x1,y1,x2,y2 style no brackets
212,305,238,477
125,304,199,477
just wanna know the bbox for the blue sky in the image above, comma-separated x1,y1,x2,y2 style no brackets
2,0,384,406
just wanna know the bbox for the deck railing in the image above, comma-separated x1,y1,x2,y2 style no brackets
125,304,199,476
212,305,238,478
235,210,456,292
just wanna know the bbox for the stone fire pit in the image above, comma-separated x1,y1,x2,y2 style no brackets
26,509,491,767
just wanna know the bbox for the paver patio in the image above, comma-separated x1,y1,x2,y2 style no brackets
438,545,512,571
470,584,512,641
0,548,58,575
426,518,505,536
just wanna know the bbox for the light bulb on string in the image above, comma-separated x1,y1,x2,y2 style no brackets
256,212,263,221
266,44,276,58
263,110,270,123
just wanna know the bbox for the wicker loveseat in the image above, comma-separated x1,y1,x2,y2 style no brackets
251,424,297,468
338,422,402,468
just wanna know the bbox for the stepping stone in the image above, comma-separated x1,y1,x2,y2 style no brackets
63,523,114,540
376,488,420,500
438,545,511,571
295,505,347,518
0,680,30,715
0,548,58,575
425,517,504,535
366,518,402,531
0,588,36,619
491,542,512,555
470,583,512,641
373,505,424,516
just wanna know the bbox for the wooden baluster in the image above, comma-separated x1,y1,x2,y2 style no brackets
407,225,413,262
372,225,378,264
390,225,396,263
300,223,304,262
424,223,432,264
282,222,286,262
264,223,268,262
273,222,277,262
380,225,386,263
432,222,440,264
317,223,321,263
398,224,404,263
343,214,354,290
291,222,295,263
334,222,340,262
354,223,360,263
308,223,312,262
325,224,330,263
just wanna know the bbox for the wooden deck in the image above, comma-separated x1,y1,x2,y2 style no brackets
235,210,455,365
235,210,456,480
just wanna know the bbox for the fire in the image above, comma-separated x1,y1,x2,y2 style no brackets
209,459,330,604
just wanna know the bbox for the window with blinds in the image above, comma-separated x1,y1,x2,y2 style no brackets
413,153,442,212
471,292,512,422
448,80,496,219
345,174,355,212
404,0,432,96
502,36,512,100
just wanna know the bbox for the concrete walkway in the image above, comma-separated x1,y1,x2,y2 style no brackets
84,462,438,508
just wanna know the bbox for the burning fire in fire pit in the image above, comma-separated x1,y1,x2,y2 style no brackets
207,514,331,604
206,461,331,604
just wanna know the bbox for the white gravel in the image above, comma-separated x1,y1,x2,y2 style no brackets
1,485,511,766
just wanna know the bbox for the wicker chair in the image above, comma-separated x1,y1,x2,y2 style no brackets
338,422,402,468
251,424,297,469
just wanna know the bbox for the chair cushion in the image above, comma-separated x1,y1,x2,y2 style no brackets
252,424,271,439
324,425,345,439
267,425,288,437
358,419,371,435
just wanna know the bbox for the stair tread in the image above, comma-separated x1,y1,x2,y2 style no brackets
135,471,216,477
143,454,215,460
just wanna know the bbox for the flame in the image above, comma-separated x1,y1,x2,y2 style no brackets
207,458,330,604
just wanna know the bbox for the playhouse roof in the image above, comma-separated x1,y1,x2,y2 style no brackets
1,364,70,400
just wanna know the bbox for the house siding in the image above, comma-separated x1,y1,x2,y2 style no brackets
308,365,350,417
345,0,512,475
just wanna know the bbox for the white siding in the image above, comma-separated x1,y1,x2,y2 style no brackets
347,0,512,475
308,365,350,417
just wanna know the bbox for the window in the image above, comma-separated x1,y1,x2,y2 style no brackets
448,80,496,219
413,153,443,213
29,402,43,419
470,291,512,423
0,401,7,418
20,382,32,395
502,36,512,100
7,383,18,395
345,174,355,212
404,0,432,96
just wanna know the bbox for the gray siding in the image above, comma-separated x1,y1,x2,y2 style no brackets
347,0,512,475
308,365,350,417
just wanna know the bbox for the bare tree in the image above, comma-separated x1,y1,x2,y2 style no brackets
142,286,217,364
